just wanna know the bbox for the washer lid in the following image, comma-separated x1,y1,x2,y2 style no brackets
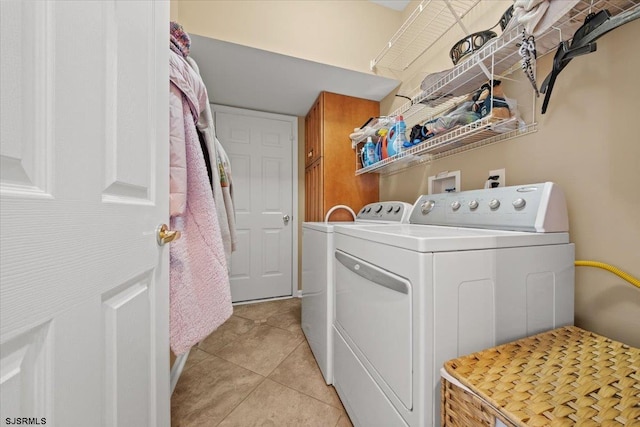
303,221,348,233
302,221,395,233
334,224,569,252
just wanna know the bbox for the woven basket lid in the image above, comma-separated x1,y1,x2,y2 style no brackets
445,326,640,427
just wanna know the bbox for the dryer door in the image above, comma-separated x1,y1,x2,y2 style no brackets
334,249,413,410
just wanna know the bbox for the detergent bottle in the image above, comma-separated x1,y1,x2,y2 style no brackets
387,115,408,157
396,115,407,146
363,136,376,166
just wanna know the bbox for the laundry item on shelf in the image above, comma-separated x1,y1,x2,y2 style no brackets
506,0,581,37
407,80,512,148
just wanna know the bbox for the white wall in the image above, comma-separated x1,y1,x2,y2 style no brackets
173,0,402,74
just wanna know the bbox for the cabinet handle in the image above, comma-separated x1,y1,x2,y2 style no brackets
308,150,313,158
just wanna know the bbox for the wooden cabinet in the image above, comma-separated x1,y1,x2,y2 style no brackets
304,91,379,222
305,97,321,167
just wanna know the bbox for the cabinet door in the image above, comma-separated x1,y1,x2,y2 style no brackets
305,160,323,221
305,94,323,167
322,92,379,219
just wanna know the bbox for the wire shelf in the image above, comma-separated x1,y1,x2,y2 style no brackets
393,0,640,122
370,0,480,71
355,117,537,175
356,0,639,175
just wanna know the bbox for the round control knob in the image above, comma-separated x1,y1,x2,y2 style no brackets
386,206,393,213
375,205,383,213
468,200,479,210
451,201,461,211
512,198,526,209
394,206,401,214
421,200,436,214
489,199,500,210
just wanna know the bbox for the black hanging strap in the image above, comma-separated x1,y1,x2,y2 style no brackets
540,6,640,114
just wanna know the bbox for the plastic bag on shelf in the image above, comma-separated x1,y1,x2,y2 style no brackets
350,116,394,148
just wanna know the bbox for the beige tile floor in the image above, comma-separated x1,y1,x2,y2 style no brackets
171,298,353,427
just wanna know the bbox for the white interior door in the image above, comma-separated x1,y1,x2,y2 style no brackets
212,105,297,303
0,2,169,426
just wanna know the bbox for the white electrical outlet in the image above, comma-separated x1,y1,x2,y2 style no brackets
488,168,506,188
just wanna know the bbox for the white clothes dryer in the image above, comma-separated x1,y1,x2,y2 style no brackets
301,202,412,385
332,183,575,427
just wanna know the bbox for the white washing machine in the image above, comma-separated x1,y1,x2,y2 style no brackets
332,183,575,427
301,202,412,385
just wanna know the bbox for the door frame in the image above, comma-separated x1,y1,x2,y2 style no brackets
211,104,299,299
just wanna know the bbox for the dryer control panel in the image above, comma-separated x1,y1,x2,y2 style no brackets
356,202,412,223
408,182,569,232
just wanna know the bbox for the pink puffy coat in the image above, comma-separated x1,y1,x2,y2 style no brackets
168,50,232,354
169,50,207,217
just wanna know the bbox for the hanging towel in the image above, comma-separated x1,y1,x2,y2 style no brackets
214,139,237,255
169,95,232,355
169,47,232,355
185,56,238,267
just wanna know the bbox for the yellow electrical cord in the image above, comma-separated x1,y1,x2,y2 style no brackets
575,260,640,289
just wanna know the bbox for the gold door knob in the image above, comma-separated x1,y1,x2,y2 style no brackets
156,224,181,246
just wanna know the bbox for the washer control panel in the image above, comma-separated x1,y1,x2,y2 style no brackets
356,202,412,223
408,183,568,232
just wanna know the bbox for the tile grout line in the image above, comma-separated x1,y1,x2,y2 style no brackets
266,340,348,412
178,348,208,373
214,375,268,427
196,328,304,378
267,375,347,413
170,351,267,426
175,299,326,426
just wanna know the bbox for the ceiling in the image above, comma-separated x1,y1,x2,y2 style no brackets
189,34,400,117
369,0,411,11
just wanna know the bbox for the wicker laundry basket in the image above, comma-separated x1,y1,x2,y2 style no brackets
441,326,640,427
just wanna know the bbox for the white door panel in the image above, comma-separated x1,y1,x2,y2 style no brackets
0,1,53,196
0,1,169,426
213,106,297,302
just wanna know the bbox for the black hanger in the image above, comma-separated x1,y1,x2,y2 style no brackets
540,6,640,114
